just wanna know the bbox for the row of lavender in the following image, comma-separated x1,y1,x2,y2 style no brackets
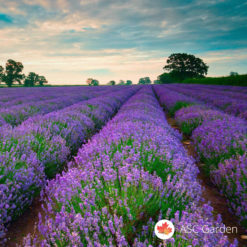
164,84,247,119
23,87,236,246
0,86,108,103
154,85,247,229
0,86,120,127
191,84,247,94
0,87,137,243
176,84,247,100
0,86,93,109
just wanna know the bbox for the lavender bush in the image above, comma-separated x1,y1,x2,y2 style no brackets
23,87,236,246
0,87,137,243
211,155,247,227
0,85,127,128
163,84,247,120
192,118,247,169
154,85,200,116
175,106,231,135
154,85,247,230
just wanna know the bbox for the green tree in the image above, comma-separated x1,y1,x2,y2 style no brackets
230,71,238,76
24,72,39,87
163,53,208,81
2,59,24,87
108,80,116,85
91,79,99,86
86,78,99,86
37,75,48,86
138,77,151,84
153,79,161,84
126,80,132,85
157,72,175,84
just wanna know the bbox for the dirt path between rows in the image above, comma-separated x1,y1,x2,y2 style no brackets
5,196,44,246
166,115,247,247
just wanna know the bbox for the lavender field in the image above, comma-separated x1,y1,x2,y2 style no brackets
0,85,246,246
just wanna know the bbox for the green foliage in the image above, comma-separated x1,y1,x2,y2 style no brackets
153,79,161,84
107,80,116,85
230,71,238,76
163,53,208,81
169,101,194,116
2,59,24,87
38,75,48,86
180,119,201,136
0,59,48,87
138,77,151,84
24,72,40,87
157,72,176,84
86,78,99,86
183,74,247,86
92,79,99,86
114,80,133,85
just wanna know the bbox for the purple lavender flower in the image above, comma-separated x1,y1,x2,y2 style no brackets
211,154,247,227
22,87,236,246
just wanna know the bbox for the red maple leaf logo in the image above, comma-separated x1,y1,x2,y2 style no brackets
157,222,172,235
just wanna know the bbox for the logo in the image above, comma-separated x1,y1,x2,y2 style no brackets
154,219,175,240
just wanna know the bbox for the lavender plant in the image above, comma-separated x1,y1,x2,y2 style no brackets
154,84,247,230
23,87,236,246
211,155,247,227
0,87,137,243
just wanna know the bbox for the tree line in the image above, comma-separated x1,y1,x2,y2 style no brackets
1,53,217,87
0,59,48,87
86,77,152,86
86,53,210,86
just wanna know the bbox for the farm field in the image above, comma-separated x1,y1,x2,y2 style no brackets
0,85,246,246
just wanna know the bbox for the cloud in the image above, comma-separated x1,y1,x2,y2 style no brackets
0,0,246,84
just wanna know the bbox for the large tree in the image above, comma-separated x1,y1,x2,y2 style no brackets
138,77,151,84
163,53,208,81
126,80,132,85
2,59,24,87
38,75,48,86
86,78,99,86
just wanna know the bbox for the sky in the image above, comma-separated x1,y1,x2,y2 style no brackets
0,0,247,85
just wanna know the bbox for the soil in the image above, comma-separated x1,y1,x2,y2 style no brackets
5,196,44,246
166,114,247,247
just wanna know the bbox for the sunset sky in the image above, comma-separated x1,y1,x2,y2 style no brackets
0,0,246,84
